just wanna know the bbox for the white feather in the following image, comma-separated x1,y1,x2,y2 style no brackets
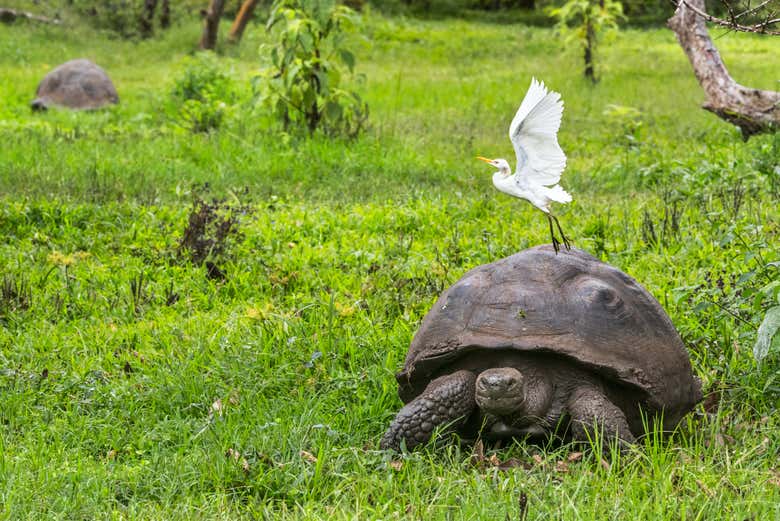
509,78,567,187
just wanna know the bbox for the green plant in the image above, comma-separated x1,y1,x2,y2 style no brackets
170,53,239,133
754,267,780,362
548,0,625,82
257,0,368,137
0,273,31,323
178,184,252,280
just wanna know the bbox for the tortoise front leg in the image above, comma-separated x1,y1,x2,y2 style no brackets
567,385,636,451
380,370,476,451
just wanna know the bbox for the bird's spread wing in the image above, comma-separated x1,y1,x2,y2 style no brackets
508,78,566,187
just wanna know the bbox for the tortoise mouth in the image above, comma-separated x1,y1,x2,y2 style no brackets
475,368,526,415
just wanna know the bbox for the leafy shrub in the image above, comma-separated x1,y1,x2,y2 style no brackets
170,54,239,133
257,0,368,137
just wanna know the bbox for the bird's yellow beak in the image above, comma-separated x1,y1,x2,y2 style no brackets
477,156,493,164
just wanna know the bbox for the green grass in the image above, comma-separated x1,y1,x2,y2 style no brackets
1,10,779,520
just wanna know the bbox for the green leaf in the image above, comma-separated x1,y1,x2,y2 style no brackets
275,97,288,118
302,86,317,109
339,49,355,72
761,280,780,298
325,100,342,121
313,69,329,94
286,18,302,38
754,306,780,362
737,271,755,284
328,67,341,88
299,31,314,53
290,85,303,106
287,62,302,83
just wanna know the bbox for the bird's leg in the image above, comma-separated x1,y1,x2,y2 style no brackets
546,214,560,254
551,215,572,251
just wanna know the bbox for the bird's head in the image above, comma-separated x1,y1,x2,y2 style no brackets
477,157,511,176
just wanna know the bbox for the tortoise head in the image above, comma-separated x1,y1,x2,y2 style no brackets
475,367,526,416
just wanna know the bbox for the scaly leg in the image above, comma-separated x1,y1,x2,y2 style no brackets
546,214,561,254
551,214,572,251
567,385,635,452
380,370,476,451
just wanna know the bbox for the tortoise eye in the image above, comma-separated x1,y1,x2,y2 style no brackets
595,287,623,311
578,280,625,314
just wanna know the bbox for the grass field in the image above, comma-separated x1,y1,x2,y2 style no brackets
1,8,779,520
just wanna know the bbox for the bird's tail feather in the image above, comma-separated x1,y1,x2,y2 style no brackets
544,184,572,204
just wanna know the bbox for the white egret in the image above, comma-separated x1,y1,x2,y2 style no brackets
478,78,572,254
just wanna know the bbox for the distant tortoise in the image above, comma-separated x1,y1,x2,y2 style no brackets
381,245,702,451
31,59,119,111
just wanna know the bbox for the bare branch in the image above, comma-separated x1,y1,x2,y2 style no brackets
735,0,773,20
719,0,737,25
671,0,780,35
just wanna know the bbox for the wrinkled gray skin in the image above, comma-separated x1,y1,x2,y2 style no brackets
380,245,702,452
31,59,119,111
380,354,635,451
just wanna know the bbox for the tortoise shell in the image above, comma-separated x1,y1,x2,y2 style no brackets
31,59,119,111
397,245,701,430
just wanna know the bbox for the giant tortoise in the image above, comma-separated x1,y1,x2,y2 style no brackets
381,245,702,451
31,59,119,111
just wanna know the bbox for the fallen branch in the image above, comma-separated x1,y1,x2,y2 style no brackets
0,7,61,25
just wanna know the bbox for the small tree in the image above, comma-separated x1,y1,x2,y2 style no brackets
548,0,625,83
258,0,368,136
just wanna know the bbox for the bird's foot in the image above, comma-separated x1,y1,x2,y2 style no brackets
551,235,561,255
547,214,561,255
552,215,572,252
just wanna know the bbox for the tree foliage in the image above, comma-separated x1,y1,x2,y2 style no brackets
548,0,625,82
69,0,177,38
257,0,368,137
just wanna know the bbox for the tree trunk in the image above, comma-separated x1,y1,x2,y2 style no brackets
139,0,158,38
668,0,780,139
199,0,227,50
227,0,259,44
584,19,596,83
160,0,170,29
